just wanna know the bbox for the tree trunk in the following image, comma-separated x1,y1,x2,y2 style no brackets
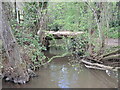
86,2,107,57
0,2,29,84
14,1,17,19
37,2,48,43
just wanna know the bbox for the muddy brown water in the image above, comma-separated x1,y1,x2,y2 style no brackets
2,45,118,88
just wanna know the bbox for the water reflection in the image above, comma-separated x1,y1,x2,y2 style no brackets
2,51,118,88
58,65,69,88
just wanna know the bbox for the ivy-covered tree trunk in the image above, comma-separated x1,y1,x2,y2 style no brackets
0,2,29,84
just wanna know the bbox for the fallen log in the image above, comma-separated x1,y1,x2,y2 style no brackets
37,30,84,39
81,59,118,71
45,31,84,37
84,65,106,70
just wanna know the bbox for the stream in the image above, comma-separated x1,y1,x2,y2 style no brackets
2,45,118,88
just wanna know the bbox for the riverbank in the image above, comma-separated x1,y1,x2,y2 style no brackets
1,38,119,85
2,53,118,88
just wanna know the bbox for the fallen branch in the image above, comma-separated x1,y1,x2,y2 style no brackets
81,59,118,71
84,65,106,71
88,49,120,61
42,52,69,66
102,49,120,58
86,56,103,63
102,54,120,61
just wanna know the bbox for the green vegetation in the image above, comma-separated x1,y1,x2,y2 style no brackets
9,3,48,69
1,2,120,83
9,2,119,69
47,3,90,31
47,2,119,38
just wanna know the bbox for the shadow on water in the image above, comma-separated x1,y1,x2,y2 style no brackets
2,45,118,88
